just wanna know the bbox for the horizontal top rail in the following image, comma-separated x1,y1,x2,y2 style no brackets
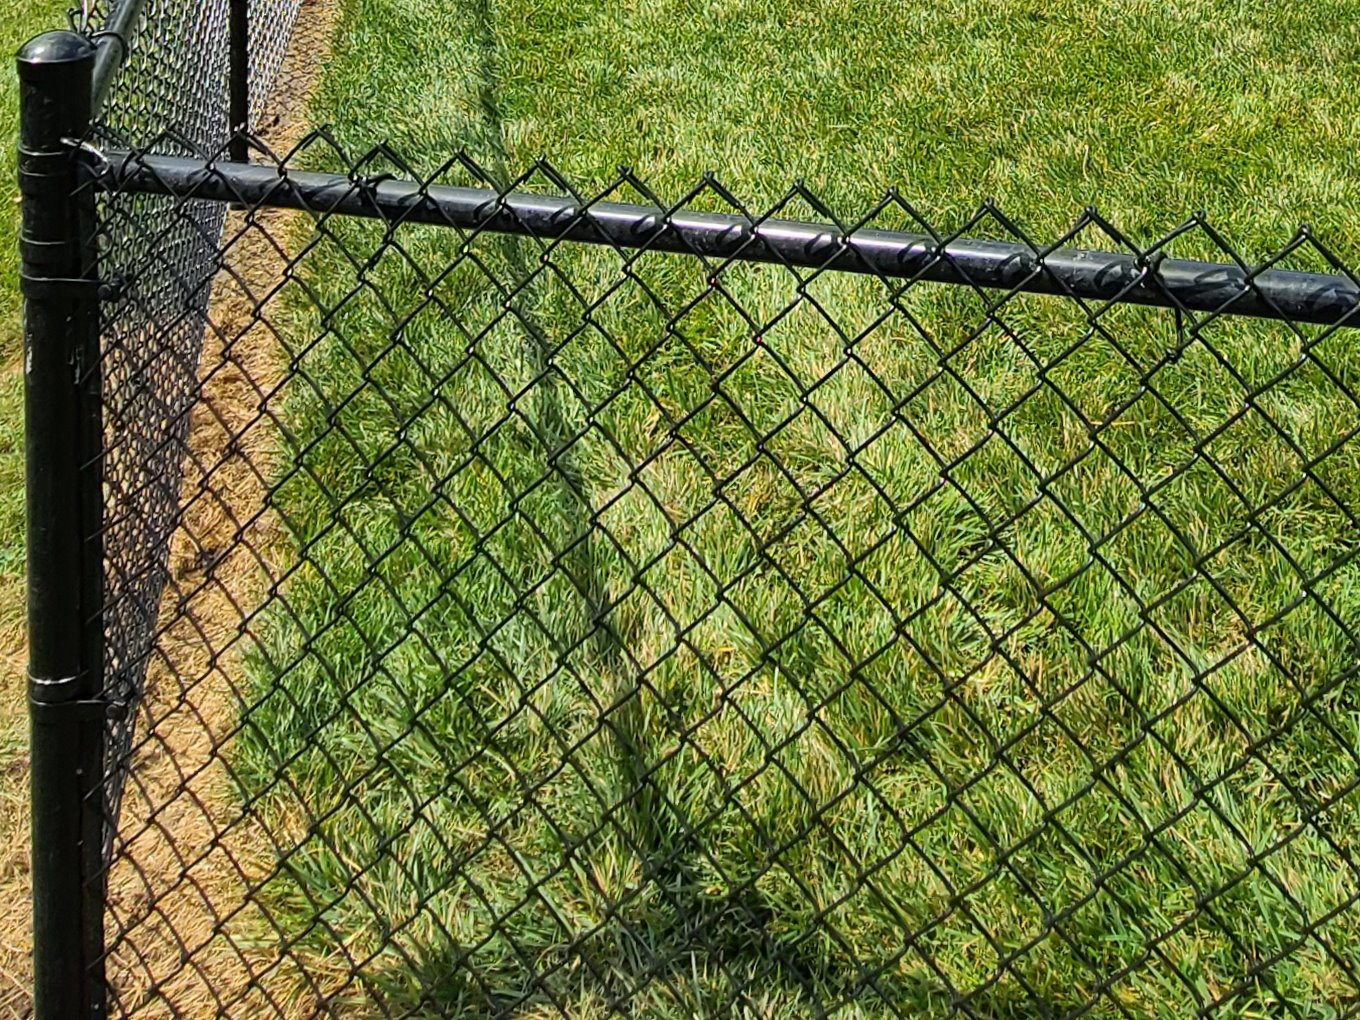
94,149,1360,329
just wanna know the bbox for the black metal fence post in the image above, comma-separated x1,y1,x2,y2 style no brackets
229,0,250,160
17,30,107,1020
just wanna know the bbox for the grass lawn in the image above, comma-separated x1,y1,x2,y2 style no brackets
170,0,1360,1015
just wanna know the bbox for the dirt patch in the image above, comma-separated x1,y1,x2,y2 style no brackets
96,2,346,1015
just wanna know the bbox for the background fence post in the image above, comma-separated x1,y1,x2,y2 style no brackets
17,30,107,1020
229,0,249,160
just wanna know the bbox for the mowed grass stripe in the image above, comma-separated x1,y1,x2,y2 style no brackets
232,0,1360,1015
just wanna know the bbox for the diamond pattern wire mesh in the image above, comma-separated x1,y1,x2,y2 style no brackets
84,0,303,856
85,131,1360,1018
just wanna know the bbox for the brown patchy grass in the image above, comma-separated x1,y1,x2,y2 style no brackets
0,600,31,1019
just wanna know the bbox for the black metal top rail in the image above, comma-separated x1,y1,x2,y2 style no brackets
95,149,1360,329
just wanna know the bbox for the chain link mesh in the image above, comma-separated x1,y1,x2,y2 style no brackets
84,0,303,855
84,132,1360,1017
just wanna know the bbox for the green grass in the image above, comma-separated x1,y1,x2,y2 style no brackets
228,0,1360,1015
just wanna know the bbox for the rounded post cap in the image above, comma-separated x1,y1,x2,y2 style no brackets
17,30,95,69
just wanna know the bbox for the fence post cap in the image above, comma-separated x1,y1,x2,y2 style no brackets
16,30,95,71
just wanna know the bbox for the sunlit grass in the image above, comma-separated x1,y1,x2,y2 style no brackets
233,0,1360,1015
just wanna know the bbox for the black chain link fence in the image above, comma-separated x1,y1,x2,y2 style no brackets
75,128,1360,1018
79,0,302,855
16,5,1360,1018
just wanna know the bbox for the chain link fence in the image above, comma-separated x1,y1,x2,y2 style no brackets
78,134,1360,1017
18,6,1360,1019
80,0,303,856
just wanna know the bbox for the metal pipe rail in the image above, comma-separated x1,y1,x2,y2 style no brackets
90,0,148,114
94,149,1360,329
